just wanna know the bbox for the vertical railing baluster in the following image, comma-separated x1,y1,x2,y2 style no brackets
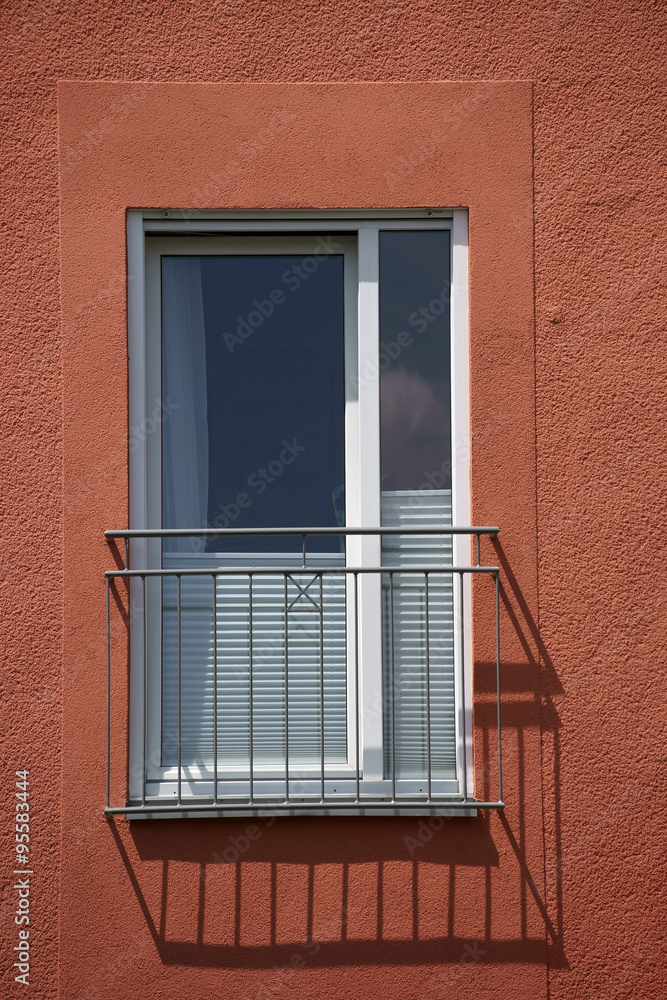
142,574,148,808
177,574,182,807
106,576,111,811
425,572,432,802
284,574,289,804
459,571,467,803
319,572,325,804
354,571,360,803
249,574,254,805
213,573,218,806
390,571,396,803
496,569,503,803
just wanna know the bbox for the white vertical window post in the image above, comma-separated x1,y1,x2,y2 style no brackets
450,210,474,797
356,226,384,781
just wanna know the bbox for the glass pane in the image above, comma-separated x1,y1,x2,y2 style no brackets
379,230,451,491
159,247,348,770
161,251,346,553
379,230,455,781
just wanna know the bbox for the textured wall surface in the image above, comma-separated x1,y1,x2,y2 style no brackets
1,2,666,999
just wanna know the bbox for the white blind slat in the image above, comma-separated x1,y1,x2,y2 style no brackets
161,553,347,768
382,489,456,780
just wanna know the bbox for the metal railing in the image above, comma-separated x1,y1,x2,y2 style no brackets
105,526,503,817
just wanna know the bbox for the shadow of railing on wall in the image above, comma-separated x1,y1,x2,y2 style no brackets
103,535,567,979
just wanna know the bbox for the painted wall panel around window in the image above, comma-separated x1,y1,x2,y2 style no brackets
55,80,545,1000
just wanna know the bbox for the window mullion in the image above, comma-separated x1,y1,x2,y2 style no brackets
356,225,384,782
451,210,473,796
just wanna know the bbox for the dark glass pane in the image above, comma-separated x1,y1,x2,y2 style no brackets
379,231,451,491
162,252,345,553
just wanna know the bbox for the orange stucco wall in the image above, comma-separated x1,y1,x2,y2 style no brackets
1,4,666,1000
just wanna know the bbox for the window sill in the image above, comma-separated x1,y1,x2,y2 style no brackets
113,797,501,820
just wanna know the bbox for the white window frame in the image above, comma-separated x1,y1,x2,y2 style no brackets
126,209,472,806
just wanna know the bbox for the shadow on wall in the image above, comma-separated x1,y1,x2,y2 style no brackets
111,811,563,974
106,539,567,975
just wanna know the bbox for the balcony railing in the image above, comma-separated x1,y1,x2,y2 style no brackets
104,526,503,817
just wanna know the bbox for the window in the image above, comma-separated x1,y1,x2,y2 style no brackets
116,209,499,816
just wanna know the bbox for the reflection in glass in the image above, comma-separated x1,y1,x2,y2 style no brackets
379,230,455,782
379,230,451,491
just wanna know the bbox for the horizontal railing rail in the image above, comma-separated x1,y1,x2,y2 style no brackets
106,526,500,536
105,526,503,817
